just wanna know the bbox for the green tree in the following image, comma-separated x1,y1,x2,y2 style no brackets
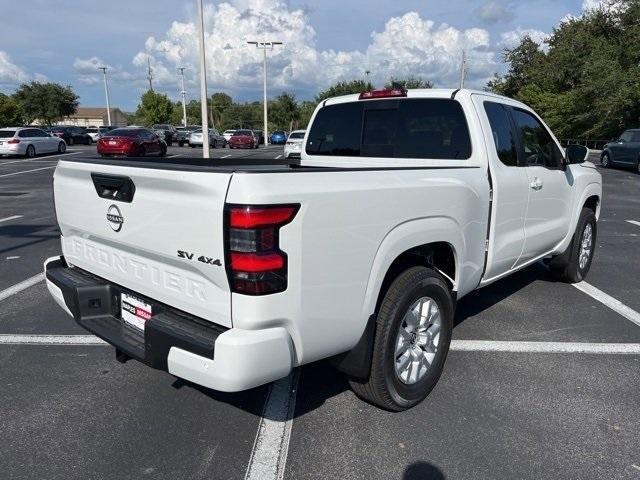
384,77,433,89
134,90,174,126
315,80,374,103
297,101,317,130
13,82,79,126
0,93,23,127
269,92,300,131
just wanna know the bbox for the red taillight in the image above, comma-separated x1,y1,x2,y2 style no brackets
359,88,407,100
7,138,20,144
225,204,299,295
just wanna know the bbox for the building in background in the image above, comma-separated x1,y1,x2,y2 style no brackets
55,107,127,127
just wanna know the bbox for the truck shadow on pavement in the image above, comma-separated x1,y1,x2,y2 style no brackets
0,223,60,255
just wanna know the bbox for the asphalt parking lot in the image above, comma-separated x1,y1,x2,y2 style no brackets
1,146,639,480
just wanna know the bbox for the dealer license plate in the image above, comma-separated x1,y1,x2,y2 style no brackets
121,293,152,331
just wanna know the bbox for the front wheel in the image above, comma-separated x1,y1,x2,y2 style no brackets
58,142,66,153
549,208,597,283
25,145,36,158
600,152,610,168
349,266,453,411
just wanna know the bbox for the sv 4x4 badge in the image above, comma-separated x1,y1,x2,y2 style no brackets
177,250,222,266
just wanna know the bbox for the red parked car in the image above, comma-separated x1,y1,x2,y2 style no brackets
229,129,258,149
97,128,167,157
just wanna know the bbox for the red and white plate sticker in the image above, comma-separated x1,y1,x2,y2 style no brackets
121,293,152,331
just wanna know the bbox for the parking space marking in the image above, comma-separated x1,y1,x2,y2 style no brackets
626,220,640,228
0,334,106,345
275,155,282,159
221,154,231,158
573,281,640,328
245,369,300,480
165,154,182,158
0,166,56,178
0,273,44,302
451,340,640,354
0,151,81,165
0,215,23,223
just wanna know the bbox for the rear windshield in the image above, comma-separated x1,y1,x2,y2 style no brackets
289,131,305,139
108,129,140,137
0,131,16,138
50,127,67,132
234,130,252,136
306,98,472,160
272,131,285,135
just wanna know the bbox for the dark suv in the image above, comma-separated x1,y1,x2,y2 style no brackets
152,124,177,146
601,129,640,174
49,126,92,145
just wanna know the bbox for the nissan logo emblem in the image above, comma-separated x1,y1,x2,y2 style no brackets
106,205,124,232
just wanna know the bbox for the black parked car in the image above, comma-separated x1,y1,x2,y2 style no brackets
152,124,178,146
49,126,92,145
176,125,200,147
601,129,640,174
253,130,265,145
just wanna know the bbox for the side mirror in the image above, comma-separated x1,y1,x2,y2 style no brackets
566,144,589,164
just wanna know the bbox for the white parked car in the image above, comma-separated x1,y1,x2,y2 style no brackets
189,128,226,148
222,130,236,141
45,88,601,411
283,130,306,159
0,127,67,157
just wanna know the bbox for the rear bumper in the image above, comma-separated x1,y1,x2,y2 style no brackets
44,256,293,392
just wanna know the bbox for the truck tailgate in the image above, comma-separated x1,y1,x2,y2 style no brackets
53,159,233,328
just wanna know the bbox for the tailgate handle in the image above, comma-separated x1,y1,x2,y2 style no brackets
91,173,136,203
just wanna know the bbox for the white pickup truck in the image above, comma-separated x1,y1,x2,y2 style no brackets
45,88,602,411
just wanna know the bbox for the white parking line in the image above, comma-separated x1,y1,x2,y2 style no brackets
221,154,231,158
573,281,640,328
0,215,23,223
275,155,282,159
0,273,44,302
245,370,300,480
626,220,640,228
0,151,80,165
450,340,640,354
0,166,56,178
0,334,106,345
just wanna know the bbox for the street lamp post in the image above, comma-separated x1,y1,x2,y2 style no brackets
247,41,282,146
196,0,210,158
98,67,112,126
178,67,187,127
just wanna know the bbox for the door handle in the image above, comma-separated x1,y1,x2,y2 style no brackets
529,178,543,190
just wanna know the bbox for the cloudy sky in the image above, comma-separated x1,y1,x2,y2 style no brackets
0,0,601,111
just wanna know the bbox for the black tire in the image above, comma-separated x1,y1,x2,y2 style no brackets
190,144,196,148
179,141,185,147
68,137,74,146
138,146,146,157
58,142,66,153
25,145,36,158
348,266,454,411
600,152,610,168
213,140,217,149
549,208,597,283
159,146,167,157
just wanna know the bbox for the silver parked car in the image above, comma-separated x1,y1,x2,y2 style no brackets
189,128,227,148
0,127,67,157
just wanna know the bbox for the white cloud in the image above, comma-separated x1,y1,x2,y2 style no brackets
73,56,134,86
499,28,549,50
0,51,30,86
133,0,499,96
477,1,514,24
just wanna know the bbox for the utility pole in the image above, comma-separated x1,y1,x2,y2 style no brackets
178,67,187,127
147,57,154,91
459,50,467,89
196,0,210,157
98,66,112,126
247,41,282,146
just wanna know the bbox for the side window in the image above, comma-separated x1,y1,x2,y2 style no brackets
483,102,518,167
631,131,640,142
619,130,633,142
305,102,362,156
512,109,563,169
18,129,33,138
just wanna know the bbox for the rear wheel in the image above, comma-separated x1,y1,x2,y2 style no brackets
213,140,217,149
138,146,146,157
68,137,74,146
57,142,66,153
600,152,610,168
549,208,597,283
348,266,453,411
25,145,36,158
159,145,167,157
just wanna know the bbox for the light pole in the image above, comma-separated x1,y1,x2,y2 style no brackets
98,67,112,126
196,0,210,157
247,41,282,146
178,67,187,127
459,50,467,89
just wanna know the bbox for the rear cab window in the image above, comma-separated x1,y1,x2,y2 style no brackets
306,98,472,160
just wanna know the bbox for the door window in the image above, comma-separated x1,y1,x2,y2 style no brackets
630,131,640,142
619,131,633,142
483,102,518,167
512,109,563,169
